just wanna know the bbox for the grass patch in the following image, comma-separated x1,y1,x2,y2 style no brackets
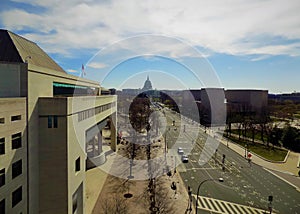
226,135,288,161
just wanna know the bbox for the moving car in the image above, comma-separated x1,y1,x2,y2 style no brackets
182,154,189,163
177,147,184,155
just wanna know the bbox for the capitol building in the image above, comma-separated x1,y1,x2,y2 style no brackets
121,76,155,96
142,76,153,91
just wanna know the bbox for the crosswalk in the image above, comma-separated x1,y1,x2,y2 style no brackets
193,195,271,214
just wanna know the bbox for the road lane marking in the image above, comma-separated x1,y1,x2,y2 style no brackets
186,167,215,171
193,195,270,214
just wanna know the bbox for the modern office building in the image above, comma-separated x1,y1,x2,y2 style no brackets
0,29,117,214
225,89,268,115
200,88,227,125
178,88,268,125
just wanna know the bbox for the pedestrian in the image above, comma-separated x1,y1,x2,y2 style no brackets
247,151,252,167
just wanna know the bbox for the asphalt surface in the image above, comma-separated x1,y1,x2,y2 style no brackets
162,108,300,214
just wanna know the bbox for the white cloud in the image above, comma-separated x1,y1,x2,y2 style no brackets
67,69,78,73
1,0,300,57
87,62,107,69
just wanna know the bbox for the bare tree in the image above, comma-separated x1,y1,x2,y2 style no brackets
155,178,176,214
101,194,128,214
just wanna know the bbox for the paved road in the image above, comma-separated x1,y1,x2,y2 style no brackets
162,108,300,214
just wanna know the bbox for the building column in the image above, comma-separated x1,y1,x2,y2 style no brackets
97,131,102,155
93,137,96,157
110,113,117,152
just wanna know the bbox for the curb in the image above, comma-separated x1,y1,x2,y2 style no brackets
263,168,300,192
253,149,289,164
221,137,289,163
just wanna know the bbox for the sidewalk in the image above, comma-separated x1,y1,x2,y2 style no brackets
87,138,192,213
90,168,192,214
219,137,300,190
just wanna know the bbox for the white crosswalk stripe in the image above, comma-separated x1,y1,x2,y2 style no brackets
193,195,271,214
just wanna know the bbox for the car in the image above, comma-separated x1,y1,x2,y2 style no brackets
182,154,189,163
177,147,184,155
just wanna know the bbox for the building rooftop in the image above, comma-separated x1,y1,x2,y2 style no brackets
0,29,66,73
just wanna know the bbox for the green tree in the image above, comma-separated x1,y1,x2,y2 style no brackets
129,93,152,133
281,125,300,152
269,126,282,148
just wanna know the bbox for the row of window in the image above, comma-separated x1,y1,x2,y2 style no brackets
0,133,22,155
0,159,22,188
0,186,23,213
0,115,22,124
77,102,116,122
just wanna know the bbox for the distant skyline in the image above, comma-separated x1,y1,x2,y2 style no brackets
1,0,300,94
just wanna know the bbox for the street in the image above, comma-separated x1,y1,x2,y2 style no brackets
162,108,300,214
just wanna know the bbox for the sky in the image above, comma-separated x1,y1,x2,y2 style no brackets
1,0,300,93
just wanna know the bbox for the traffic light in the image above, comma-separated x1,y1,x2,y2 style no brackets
268,195,273,202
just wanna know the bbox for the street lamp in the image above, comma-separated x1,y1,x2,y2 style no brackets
128,131,135,179
195,178,224,214
164,127,170,159
244,144,248,158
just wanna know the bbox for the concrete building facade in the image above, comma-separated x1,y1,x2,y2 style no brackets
0,30,117,214
0,98,27,214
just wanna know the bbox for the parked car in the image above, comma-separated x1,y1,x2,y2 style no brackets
182,154,189,163
177,147,184,155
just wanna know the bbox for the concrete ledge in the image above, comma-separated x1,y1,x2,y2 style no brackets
86,153,106,169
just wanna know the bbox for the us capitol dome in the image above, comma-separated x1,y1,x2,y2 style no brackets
142,75,153,91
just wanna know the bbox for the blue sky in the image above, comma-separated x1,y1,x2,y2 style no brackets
1,0,300,93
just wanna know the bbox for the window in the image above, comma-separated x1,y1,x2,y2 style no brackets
75,157,80,172
53,116,58,128
12,186,22,207
12,133,22,149
47,116,52,128
0,118,4,124
12,160,22,179
48,116,58,128
0,199,5,214
0,138,4,155
0,168,5,187
11,115,21,121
